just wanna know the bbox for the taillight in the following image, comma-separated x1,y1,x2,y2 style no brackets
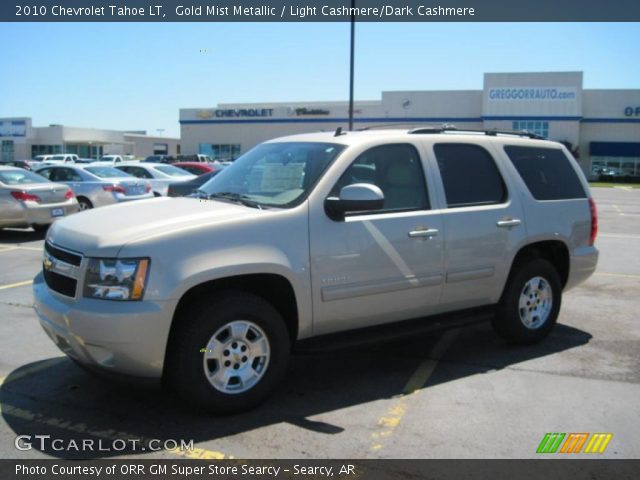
10,191,41,202
103,184,126,194
65,190,74,200
589,197,598,246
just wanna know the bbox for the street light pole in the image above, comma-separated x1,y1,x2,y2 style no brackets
348,0,355,131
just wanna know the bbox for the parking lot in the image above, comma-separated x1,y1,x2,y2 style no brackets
0,187,638,460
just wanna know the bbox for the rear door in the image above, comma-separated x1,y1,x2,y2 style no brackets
428,141,527,309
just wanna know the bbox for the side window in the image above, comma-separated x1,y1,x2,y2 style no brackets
503,146,586,200
64,168,82,182
331,144,429,213
37,168,52,180
434,144,507,208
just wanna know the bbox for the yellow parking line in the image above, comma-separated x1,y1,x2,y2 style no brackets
18,246,44,251
369,328,460,454
0,247,20,253
403,329,460,395
0,279,33,290
595,272,640,279
612,204,625,215
599,233,640,239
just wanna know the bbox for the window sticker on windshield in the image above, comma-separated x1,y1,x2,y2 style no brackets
260,163,305,191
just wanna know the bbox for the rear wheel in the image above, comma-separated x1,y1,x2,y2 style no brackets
493,258,562,344
167,291,290,413
77,197,93,211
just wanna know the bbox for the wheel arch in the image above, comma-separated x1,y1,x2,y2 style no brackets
165,273,300,370
504,240,570,297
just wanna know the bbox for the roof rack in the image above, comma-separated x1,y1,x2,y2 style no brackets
358,123,437,131
408,126,546,140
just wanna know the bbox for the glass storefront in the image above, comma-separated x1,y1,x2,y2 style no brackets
199,143,242,161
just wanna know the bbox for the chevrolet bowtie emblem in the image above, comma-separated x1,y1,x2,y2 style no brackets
43,258,53,271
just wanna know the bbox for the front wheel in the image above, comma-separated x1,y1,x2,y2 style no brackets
493,258,562,344
166,291,290,414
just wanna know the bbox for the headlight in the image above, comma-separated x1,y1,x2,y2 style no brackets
83,258,150,301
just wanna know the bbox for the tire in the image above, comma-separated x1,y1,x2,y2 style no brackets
77,197,93,211
166,291,290,414
493,258,562,345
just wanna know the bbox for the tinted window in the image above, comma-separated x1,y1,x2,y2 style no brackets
504,146,586,200
434,144,507,208
331,144,429,213
118,166,152,179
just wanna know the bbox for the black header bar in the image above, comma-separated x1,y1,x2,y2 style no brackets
3,0,640,22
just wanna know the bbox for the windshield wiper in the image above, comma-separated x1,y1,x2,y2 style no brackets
208,192,263,209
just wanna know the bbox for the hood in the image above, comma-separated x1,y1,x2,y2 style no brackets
47,197,263,257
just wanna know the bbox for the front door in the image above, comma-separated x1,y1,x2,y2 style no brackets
309,143,445,335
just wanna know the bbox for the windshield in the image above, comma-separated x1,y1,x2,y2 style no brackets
0,169,48,185
197,142,345,208
85,166,131,178
154,165,191,177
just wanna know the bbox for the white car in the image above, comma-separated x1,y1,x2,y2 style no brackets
115,162,195,196
99,155,126,164
43,154,80,164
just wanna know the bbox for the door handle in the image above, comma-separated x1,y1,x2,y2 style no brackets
408,228,439,238
497,218,522,228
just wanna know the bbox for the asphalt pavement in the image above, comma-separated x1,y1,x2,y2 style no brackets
0,187,638,459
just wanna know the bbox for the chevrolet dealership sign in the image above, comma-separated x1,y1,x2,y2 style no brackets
488,87,577,101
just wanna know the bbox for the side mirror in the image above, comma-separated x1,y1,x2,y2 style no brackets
324,183,384,221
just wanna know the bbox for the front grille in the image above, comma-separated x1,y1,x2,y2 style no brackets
45,242,81,266
43,269,77,297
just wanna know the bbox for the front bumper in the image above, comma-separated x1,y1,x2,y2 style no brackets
33,272,177,378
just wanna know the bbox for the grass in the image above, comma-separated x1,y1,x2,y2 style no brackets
589,182,640,189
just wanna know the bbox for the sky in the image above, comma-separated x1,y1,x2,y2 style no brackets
0,22,639,137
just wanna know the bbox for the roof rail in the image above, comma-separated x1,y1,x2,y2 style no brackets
358,123,439,131
408,126,546,140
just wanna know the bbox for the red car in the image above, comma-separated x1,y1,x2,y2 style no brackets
172,162,217,176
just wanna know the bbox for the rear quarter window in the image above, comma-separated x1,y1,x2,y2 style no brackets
504,146,586,200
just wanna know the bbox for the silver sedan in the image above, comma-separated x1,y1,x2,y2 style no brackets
0,166,79,231
34,164,154,210
115,163,195,196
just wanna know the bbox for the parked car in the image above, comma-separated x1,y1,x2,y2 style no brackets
0,160,34,171
33,128,598,413
143,155,175,164
167,169,223,197
171,162,218,176
599,167,629,178
115,163,195,196
99,155,126,164
43,154,80,164
33,155,54,162
0,166,78,231
34,164,153,210
175,154,213,163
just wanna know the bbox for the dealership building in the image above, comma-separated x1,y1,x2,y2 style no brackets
180,71,640,176
0,117,179,161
